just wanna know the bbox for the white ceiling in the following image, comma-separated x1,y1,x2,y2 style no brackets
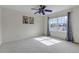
0,5,76,16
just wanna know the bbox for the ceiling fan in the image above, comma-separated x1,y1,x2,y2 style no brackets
31,5,52,15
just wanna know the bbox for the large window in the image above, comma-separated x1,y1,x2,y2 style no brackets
49,16,68,32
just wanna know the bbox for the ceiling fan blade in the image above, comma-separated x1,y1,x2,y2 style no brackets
42,10,45,15
45,9,52,12
31,8,39,10
34,11,39,14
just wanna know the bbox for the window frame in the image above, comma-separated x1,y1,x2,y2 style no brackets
49,16,68,32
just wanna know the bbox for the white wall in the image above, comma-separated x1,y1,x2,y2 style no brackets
44,6,79,43
0,8,2,45
42,16,48,36
71,6,79,43
2,8,44,43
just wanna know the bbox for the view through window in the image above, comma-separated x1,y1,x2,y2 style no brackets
49,16,68,32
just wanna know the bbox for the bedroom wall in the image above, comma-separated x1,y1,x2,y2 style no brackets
0,8,2,45
44,6,79,43
42,16,48,36
1,6,79,43
71,6,79,43
2,7,44,43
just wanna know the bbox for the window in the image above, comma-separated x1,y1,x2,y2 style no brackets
49,16,68,32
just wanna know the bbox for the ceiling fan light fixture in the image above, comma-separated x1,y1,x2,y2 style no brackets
31,5,52,15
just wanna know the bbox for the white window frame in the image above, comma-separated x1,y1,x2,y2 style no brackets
49,16,68,32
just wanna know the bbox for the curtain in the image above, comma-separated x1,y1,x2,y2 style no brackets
66,12,73,42
47,17,50,36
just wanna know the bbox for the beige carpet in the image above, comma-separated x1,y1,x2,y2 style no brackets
0,36,79,53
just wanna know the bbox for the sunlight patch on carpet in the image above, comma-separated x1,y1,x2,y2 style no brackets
34,37,62,46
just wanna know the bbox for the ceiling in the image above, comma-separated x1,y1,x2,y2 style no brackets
0,5,76,16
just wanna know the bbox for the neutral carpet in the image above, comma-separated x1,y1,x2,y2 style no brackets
0,36,79,53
